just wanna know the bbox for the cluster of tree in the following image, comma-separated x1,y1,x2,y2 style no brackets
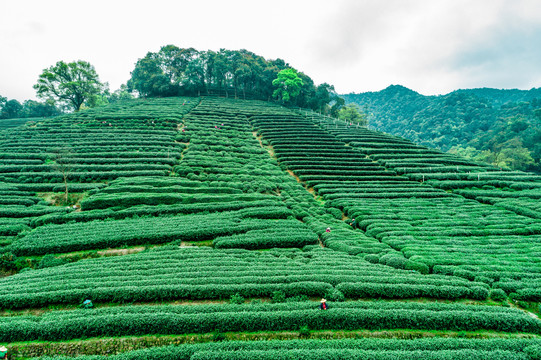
21,48,341,115
0,95,60,119
337,103,368,126
343,85,541,173
127,45,340,112
1,61,135,119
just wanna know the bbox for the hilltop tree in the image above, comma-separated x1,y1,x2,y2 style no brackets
21,99,60,118
0,98,22,119
128,45,334,110
34,60,104,111
272,68,303,104
0,95,60,119
338,103,368,126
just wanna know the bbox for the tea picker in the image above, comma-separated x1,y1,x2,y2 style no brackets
0,346,7,360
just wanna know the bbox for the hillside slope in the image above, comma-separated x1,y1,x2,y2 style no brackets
342,86,541,173
0,97,540,359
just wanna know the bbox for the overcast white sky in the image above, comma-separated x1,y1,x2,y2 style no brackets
1,0,540,102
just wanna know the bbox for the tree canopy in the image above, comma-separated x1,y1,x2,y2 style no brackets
338,103,368,126
272,69,303,103
0,94,60,119
34,60,105,111
127,45,339,112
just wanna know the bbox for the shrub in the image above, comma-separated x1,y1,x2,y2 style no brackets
474,276,493,286
386,256,408,270
470,286,489,300
453,269,475,281
0,252,18,271
378,253,395,265
298,325,311,338
271,290,286,303
490,289,507,302
525,345,541,360
518,301,529,309
363,254,379,264
405,260,429,275
37,254,69,269
229,293,245,305
324,289,345,302
325,207,343,220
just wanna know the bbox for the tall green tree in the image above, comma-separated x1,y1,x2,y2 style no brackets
272,68,303,104
128,54,175,97
34,60,104,111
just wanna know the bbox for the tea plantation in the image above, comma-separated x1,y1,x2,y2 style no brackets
0,97,541,359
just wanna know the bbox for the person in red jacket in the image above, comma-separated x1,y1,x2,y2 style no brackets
319,298,328,310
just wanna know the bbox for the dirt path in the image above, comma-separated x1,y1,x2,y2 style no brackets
252,131,277,160
97,247,145,256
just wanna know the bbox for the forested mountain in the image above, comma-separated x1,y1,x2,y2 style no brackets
342,85,541,173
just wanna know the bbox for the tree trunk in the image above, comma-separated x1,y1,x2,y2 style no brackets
64,174,69,203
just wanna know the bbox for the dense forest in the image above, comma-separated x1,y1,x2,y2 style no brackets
343,85,541,173
127,45,338,112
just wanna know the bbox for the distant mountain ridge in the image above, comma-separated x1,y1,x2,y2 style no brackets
342,85,541,173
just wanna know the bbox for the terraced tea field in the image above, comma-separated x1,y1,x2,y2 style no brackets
0,97,540,359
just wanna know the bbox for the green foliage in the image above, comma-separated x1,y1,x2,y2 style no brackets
9,211,302,255
29,338,541,360
336,282,488,300
128,46,331,112
271,290,286,303
213,225,318,250
0,98,22,119
211,331,227,342
1,94,541,354
490,289,508,302
298,325,311,338
272,69,303,103
0,95,60,120
34,60,105,111
0,300,539,342
525,344,541,360
37,254,69,269
0,252,19,271
325,207,343,220
405,260,429,275
338,104,368,126
343,86,541,172
364,254,380,264
229,292,245,305
324,289,345,302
